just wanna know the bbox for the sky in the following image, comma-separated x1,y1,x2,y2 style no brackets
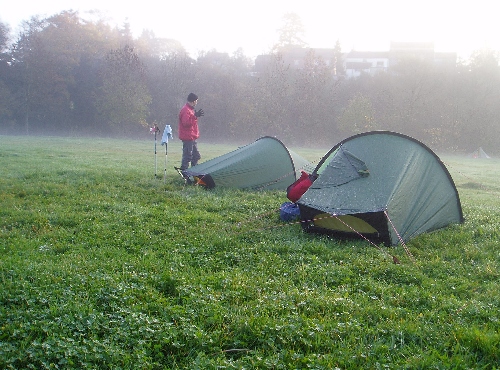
2,0,500,60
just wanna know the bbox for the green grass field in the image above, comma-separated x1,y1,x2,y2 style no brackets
1,136,499,369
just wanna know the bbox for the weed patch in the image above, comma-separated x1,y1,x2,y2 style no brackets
1,136,499,368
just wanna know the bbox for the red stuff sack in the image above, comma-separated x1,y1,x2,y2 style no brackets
287,171,315,202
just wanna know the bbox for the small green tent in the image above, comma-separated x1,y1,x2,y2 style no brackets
297,131,464,245
468,147,491,159
183,136,315,190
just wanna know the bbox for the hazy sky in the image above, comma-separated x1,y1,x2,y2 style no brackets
2,0,499,59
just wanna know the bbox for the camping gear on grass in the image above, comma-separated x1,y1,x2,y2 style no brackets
280,202,301,222
297,131,464,245
287,170,318,202
161,125,173,182
182,136,315,190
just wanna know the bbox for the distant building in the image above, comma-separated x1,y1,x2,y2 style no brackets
344,42,457,78
390,41,436,59
344,51,389,79
255,42,458,79
254,47,339,74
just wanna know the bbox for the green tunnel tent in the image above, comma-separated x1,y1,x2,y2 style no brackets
297,131,464,245
182,136,315,190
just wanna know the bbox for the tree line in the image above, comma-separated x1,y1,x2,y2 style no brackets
1,11,499,153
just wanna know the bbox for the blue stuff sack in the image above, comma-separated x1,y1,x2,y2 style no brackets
280,202,300,222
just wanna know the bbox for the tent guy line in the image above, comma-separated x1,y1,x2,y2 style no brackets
384,210,415,262
229,207,405,264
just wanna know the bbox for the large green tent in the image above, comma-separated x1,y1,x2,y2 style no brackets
297,131,464,245
182,136,315,190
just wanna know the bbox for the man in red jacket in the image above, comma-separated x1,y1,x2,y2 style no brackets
178,93,204,170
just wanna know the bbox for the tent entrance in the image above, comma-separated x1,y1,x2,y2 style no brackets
313,213,378,234
299,205,392,245
193,174,215,188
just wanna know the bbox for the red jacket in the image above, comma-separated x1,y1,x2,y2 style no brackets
178,103,199,141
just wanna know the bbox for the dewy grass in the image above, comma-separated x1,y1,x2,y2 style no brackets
1,136,500,369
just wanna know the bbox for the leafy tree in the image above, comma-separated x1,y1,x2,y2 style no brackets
0,21,9,52
374,58,440,139
137,30,192,132
67,15,122,134
135,29,186,59
333,39,345,76
142,52,193,132
9,17,48,135
273,13,308,52
95,45,152,136
8,12,117,135
192,49,255,141
457,49,500,150
289,49,340,146
224,48,259,140
35,11,90,132
337,92,377,136
248,53,293,139
0,21,13,127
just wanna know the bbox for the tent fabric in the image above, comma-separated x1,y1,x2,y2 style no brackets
183,136,315,190
314,148,370,187
297,131,464,245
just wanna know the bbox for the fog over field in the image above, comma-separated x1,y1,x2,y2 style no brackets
1,1,499,154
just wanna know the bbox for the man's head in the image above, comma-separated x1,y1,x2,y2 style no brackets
187,93,198,106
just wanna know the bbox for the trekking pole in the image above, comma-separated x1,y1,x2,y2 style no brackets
164,142,168,183
150,124,160,178
154,128,158,178
155,130,158,178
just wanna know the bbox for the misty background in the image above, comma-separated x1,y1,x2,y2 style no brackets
0,11,499,154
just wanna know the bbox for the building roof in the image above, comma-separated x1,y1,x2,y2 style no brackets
346,50,390,58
